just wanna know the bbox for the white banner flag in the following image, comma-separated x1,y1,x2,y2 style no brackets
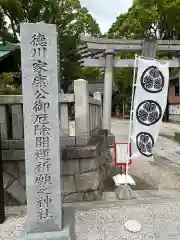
131,57,169,161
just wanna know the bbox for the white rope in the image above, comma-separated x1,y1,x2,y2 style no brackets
125,54,139,185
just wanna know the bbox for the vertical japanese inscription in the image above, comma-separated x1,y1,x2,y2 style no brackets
21,23,62,232
30,33,53,223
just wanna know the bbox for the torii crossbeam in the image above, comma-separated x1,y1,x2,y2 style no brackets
79,36,180,132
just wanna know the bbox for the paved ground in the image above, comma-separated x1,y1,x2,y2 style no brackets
3,196,180,240
159,121,180,140
111,119,180,163
1,119,180,240
75,120,180,240
110,119,180,189
75,200,180,239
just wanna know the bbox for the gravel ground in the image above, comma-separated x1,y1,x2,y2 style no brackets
3,200,180,240
0,216,26,240
0,120,179,239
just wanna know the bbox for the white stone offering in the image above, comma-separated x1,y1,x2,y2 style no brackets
124,219,142,233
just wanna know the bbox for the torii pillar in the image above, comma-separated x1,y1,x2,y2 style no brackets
102,49,115,131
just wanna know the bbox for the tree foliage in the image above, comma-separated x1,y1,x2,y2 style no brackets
109,0,180,40
80,67,103,82
0,73,21,94
0,0,101,92
108,0,180,107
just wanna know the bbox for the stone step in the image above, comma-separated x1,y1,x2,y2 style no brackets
5,189,180,215
103,188,180,202
54,188,180,211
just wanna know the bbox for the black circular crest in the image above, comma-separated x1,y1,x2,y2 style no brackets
136,100,162,126
136,132,154,157
141,66,164,93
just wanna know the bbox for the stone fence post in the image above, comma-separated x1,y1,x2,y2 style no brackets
74,79,90,146
93,92,102,128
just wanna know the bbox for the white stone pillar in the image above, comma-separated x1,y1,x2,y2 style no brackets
20,23,64,238
74,79,89,146
103,49,115,131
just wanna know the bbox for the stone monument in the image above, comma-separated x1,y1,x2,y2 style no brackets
20,23,74,239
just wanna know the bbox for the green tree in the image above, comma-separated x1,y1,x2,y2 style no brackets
0,0,101,92
80,67,103,82
109,0,180,40
108,0,180,108
0,73,21,94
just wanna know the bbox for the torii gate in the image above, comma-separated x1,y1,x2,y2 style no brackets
79,36,180,132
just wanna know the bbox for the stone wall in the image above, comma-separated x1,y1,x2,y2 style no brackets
3,130,111,205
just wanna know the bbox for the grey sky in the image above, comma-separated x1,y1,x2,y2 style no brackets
80,0,133,33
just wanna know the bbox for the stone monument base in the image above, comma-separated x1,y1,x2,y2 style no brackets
20,208,75,240
20,230,72,240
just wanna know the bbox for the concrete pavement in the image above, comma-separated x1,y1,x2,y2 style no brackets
159,121,180,140
110,119,180,189
111,119,180,163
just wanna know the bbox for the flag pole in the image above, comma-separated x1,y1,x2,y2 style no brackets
125,54,139,184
